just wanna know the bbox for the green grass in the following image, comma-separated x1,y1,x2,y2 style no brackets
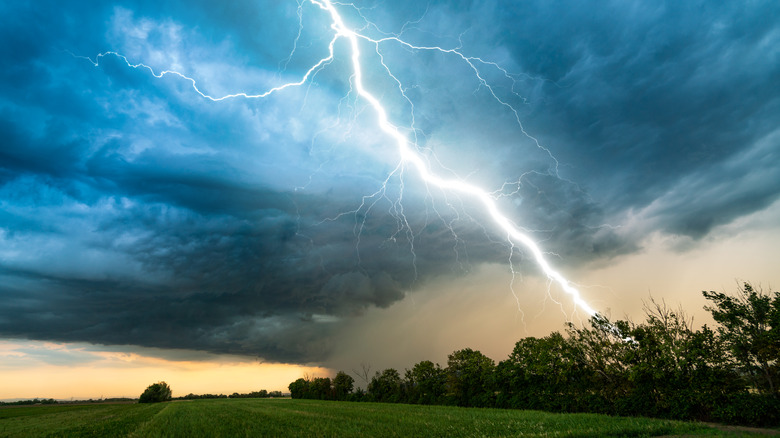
0,399,766,437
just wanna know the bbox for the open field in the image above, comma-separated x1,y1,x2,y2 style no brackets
0,398,774,437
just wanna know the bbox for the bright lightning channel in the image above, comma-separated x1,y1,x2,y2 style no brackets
81,0,600,320
316,0,598,318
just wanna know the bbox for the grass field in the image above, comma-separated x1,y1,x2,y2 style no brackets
0,398,771,437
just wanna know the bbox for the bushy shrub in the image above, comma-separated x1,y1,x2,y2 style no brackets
139,381,172,403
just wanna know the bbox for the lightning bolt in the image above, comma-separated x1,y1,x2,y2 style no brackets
79,0,602,321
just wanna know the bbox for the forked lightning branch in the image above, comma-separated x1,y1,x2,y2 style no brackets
79,0,601,320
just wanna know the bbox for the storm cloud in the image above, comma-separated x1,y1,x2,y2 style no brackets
0,0,778,364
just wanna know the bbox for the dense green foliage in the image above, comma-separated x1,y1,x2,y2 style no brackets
703,283,779,397
0,398,758,437
138,382,172,404
290,283,780,426
405,360,447,405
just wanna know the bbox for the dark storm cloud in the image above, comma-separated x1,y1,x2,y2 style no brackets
487,0,780,237
0,0,777,363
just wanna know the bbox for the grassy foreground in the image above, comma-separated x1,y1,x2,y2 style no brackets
0,398,767,437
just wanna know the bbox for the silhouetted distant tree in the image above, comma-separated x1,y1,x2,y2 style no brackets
352,362,372,389
139,381,172,403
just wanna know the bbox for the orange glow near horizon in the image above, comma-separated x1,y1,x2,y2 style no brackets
0,340,331,400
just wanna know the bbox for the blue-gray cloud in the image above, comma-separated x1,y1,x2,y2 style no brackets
0,0,777,363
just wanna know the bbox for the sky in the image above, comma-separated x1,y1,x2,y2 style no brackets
1,0,779,399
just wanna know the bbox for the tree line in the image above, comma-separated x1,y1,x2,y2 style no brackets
177,390,284,400
289,283,779,426
0,398,59,406
139,381,285,402
0,397,136,406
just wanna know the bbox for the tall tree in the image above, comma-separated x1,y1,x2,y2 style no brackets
703,283,780,396
288,378,310,399
333,371,355,401
496,332,589,411
311,377,333,400
446,348,495,407
406,360,447,405
368,369,403,403
622,300,739,419
564,316,633,413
